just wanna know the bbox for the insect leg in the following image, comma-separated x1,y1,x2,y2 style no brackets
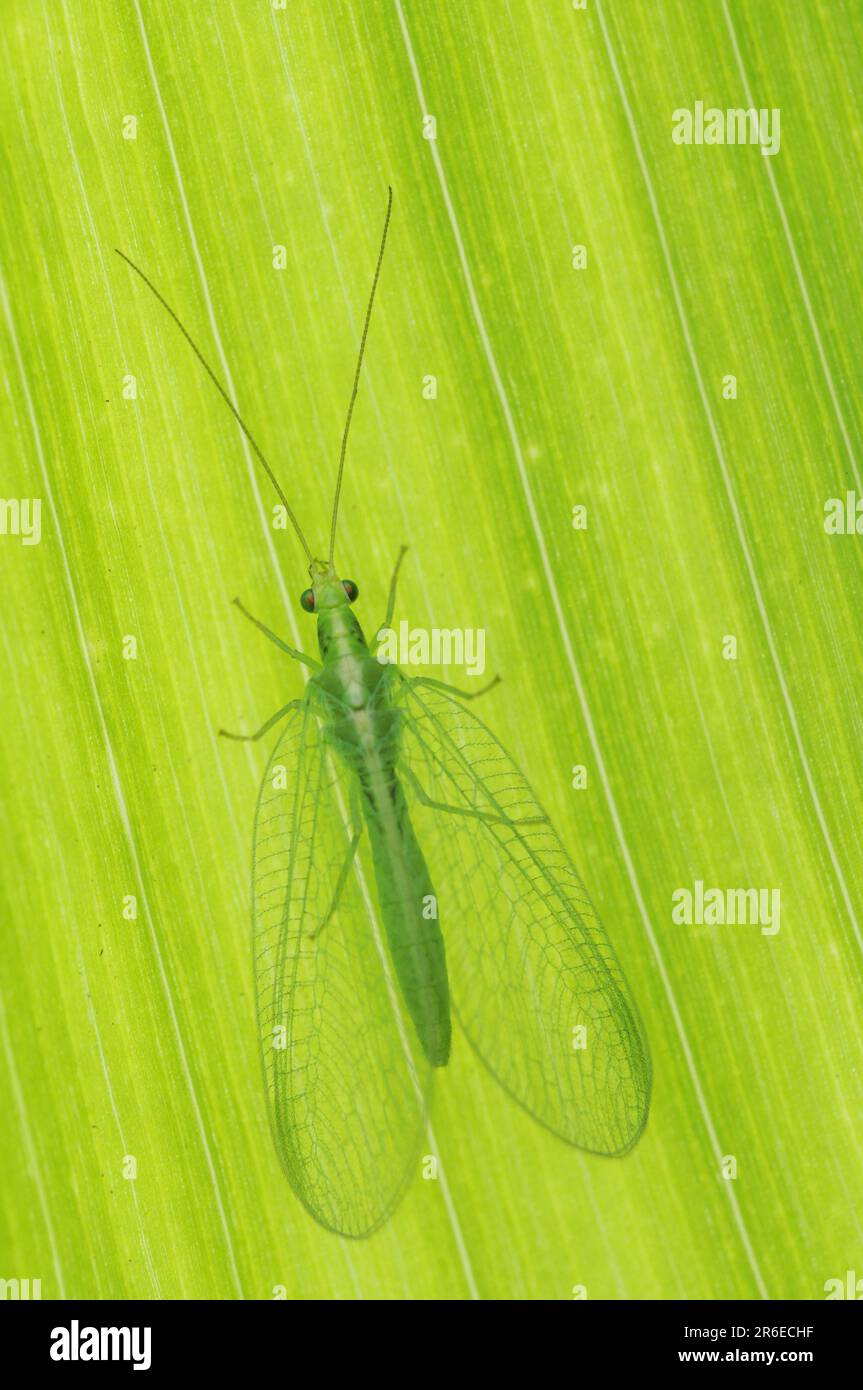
406,673,501,701
402,766,546,828
219,698,303,742
232,598,321,669
372,545,408,652
309,783,365,938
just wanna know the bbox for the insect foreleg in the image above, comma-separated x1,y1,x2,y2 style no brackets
407,673,501,701
231,598,321,669
309,788,364,939
372,544,408,651
402,765,546,828
219,698,304,742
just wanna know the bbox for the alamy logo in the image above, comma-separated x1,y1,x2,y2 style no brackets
50,1321,151,1371
672,102,780,157
672,880,780,935
376,622,486,677
0,497,41,545
0,1277,41,1299
824,1270,863,1299
824,492,863,534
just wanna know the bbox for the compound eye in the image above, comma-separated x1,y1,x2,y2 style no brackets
342,579,359,603
300,588,316,613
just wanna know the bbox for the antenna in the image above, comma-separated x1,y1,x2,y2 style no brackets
114,248,313,562
328,185,393,566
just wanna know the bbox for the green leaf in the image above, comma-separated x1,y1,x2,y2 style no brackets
1,0,861,1299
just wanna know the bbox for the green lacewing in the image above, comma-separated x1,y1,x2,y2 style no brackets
116,188,650,1237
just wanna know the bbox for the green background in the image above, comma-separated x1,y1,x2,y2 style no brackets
2,0,862,1299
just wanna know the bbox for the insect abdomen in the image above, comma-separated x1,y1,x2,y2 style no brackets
362,776,451,1068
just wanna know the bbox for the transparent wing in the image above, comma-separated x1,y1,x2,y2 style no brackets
395,677,651,1155
253,697,431,1236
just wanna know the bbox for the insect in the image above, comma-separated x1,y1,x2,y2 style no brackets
116,188,651,1237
